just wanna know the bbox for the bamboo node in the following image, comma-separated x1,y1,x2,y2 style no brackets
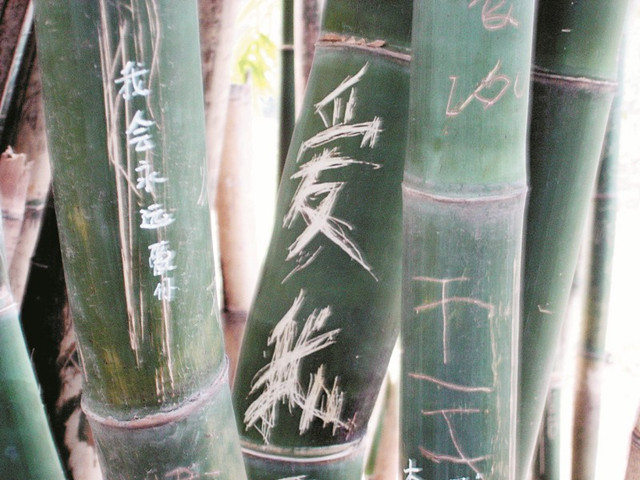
81,356,231,430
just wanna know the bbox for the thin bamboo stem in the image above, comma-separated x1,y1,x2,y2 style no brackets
571,89,623,480
517,1,630,475
0,214,65,479
7,56,52,306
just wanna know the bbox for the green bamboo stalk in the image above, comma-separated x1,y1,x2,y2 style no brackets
0,0,33,142
571,85,623,480
0,213,65,478
279,0,296,176
516,1,630,476
401,1,535,479
232,1,412,477
533,361,565,480
33,0,247,478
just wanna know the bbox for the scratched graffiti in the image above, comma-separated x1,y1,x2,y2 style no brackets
410,276,496,478
244,290,348,443
446,61,524,117
144,465,220,480
283,63,383,281
468,0,519,31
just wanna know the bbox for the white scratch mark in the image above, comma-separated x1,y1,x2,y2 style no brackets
243,290,347,443
537,305,553,314
284,148,380,280
313,63,368,127
413,276,495,364
408,372,493,394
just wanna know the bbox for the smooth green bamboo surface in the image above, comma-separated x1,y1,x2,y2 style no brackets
232,0,412,478
0,222,65,479
401,1,535,479
571,90,622,480
33,0,246,478
517,1,629,476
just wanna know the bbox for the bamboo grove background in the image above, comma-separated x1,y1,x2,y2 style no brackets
0,0,639,479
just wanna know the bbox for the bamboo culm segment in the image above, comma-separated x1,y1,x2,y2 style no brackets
571,91,622,480
0,220,65,479
232,1,411,474
400,0,535,478
401,190,525,480
33,0,246,478
232,42,410,479
516,0,629,473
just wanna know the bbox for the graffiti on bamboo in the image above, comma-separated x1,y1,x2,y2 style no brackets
244,290,348,443
410,276,496,478
144,465,220,479
283,63,382,282
115,60,178,302
468,0,519,30
445,60,525,117
404,458,424,480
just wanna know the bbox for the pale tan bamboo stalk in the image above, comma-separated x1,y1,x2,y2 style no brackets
0,146,31,264
293,0,319,111
7,59,51,305
199,0,240,205
216,81,259,385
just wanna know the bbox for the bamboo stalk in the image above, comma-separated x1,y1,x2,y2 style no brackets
625,408,640,480
0,147,32,264
232,1,412,477
516,1,630,476
33,0,247,478
0,0,33,141
400,1,535,479
7,56,52,306
571,88,622,480
216,81,259,386
0,212,65,479
293,0,320,108
279,0,296,176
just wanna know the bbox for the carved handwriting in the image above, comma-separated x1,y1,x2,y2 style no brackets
411,276,496,478
244,290,348,443
468,0,519,30
404,458,425,480
413,276,494,364
446,61,524,117
116,58,178,302
115,61,150,99
284,64,382,280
